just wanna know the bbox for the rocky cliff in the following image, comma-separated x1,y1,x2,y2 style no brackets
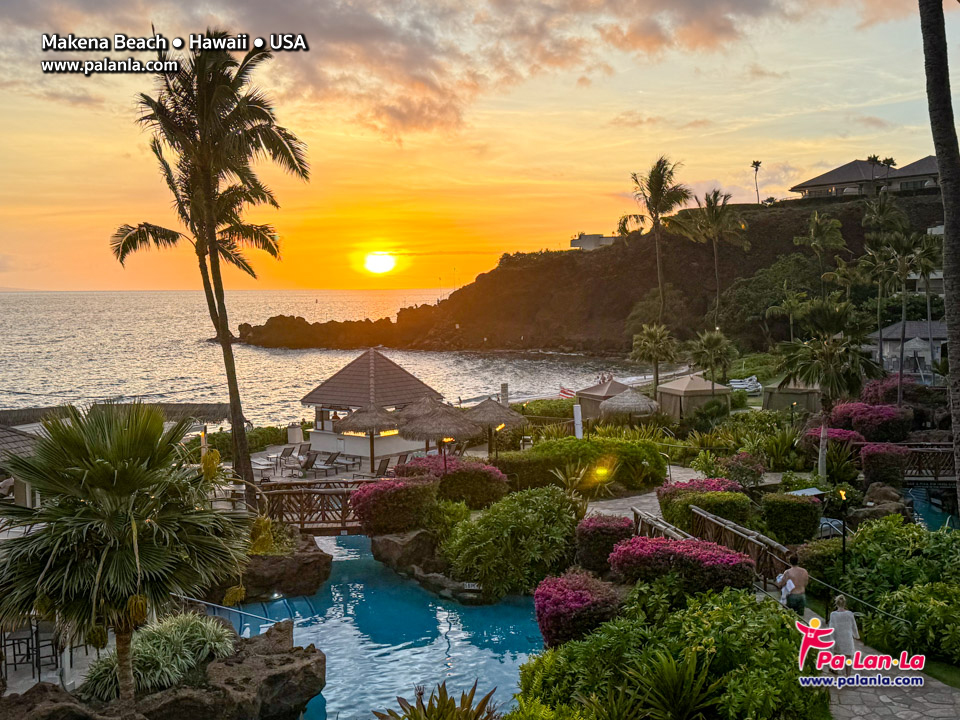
238,194,945,353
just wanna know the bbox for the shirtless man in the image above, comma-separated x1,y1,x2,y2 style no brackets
778,554,810,616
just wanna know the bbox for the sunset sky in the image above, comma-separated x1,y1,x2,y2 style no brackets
0,0,956,292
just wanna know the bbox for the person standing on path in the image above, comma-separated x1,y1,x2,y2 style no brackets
778,554,810,616
828,595,860,676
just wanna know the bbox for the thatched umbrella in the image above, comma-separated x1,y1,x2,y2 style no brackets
465,398,526,458
397,396,445,453
599,388,659,419
399,403,482,472
334,405,399,473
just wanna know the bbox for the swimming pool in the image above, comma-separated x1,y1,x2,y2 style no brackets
213,536,542,719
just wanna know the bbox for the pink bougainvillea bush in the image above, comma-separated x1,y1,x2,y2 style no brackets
830,403,911,443
608,536,755,591
803,427,866,447
394,455,508,509
860,443,911,489
718,452,765,488
534,570,621,647
860,375,915,405
351,478,437,535
575,513,635,573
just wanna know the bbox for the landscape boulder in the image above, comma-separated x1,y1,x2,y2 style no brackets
370,528,447,574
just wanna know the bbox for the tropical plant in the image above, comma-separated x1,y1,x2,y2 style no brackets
862,193,908,368
549,462,614,519
867,153,881,194
761,494,822,545
631,323,680,395
0,403,250,714
822,257,866,302
618,156,692,323
621,650,722,720
764,281,808,343
669,189,748,328
885,230,926,405
689,449,722,477
916,231,943,380
78,613,235,702
793,211,846,298
373,682,498,720
687,330,737,391
110,33,309,506
777,303,882,478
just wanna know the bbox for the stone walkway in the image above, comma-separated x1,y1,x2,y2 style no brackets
589,467,960,719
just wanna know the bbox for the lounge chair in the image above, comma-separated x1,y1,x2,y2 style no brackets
298,452,336,478
325,452,361,471
297,442,312,456
251,458,274,479
354,457,391,479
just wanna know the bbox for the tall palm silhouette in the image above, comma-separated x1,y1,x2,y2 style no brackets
618,157,691,323
862,194,907,371
918,0,960,510
751,160,762,203
669,189,748,330
630,323,679,396
867,154,880,196
765,281,808,342
111,31,309,504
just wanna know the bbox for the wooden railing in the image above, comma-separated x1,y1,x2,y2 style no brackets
259,480,374,535
631,508,691,540
903,446,954,481
689,506,790,585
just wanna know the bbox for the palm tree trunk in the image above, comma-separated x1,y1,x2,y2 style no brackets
115,627,136,716
877,285,885,368
789,314,794,343
712,237,721,329
818,254,825,299
919,0,960,511
652,359,659,397
899,286,908,407
655,223,666,324
818,413,829,479
926,283,936,381
755,171,760,204
207,247,256,509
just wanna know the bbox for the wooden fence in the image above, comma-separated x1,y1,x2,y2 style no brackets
689,506,790,584
631,508,691,540
259,480,371,535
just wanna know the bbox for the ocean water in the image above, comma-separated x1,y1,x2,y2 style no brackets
0,289,643,425
216,536,541,719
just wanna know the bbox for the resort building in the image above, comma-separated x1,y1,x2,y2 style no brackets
867,320,947,375
790,155,940,198
570,233,617,251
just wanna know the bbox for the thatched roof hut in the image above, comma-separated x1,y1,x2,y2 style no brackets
599,389,659,418
334,405,401,473
464,399,525,428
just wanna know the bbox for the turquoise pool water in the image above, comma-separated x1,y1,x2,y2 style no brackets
213,536,542,719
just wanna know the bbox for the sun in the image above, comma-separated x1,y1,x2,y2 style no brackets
364,251,396,274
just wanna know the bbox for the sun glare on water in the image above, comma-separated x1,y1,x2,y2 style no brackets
364,252,396,274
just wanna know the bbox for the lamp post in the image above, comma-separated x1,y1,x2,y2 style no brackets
839,488,848,575
790,401,797,425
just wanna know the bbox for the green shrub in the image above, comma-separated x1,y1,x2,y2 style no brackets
183,426,287,462
660,491,752,533
437,465,509,509
730,389,749,410
513,397,577,419
760,427,804,472
503,698,585,720
373,682,498,719
825,441,860,486
863,582,960,664
422,500,471,544
760,493,822,545
493,452,558,490
689,449,722,477
529,437,666,491
443,487,578,601
717,452,765,489
78,614,235,702
517,589,829,720
797,537,843,591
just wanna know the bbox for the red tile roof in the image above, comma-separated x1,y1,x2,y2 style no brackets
301,348,442,409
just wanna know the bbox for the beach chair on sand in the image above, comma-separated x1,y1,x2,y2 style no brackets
354,457,391,479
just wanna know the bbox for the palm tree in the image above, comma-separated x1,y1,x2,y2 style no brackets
0,403,250,716
862,194,907,373
881,157,898,189
631,323,679,395
668,189,748,330
918,0,960,511
859,241,896,369
618,157,692,323
867,154,880,196
752,160,762,203
793,211,846,298
111,32,309,506
778,305,882,478
765,281,808,342
916,232,943,381
822,257,866,302
886,231,925,406
687,330,737,394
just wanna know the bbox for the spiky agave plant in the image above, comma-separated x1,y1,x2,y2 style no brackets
373,681,498,719
0,403,250,715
